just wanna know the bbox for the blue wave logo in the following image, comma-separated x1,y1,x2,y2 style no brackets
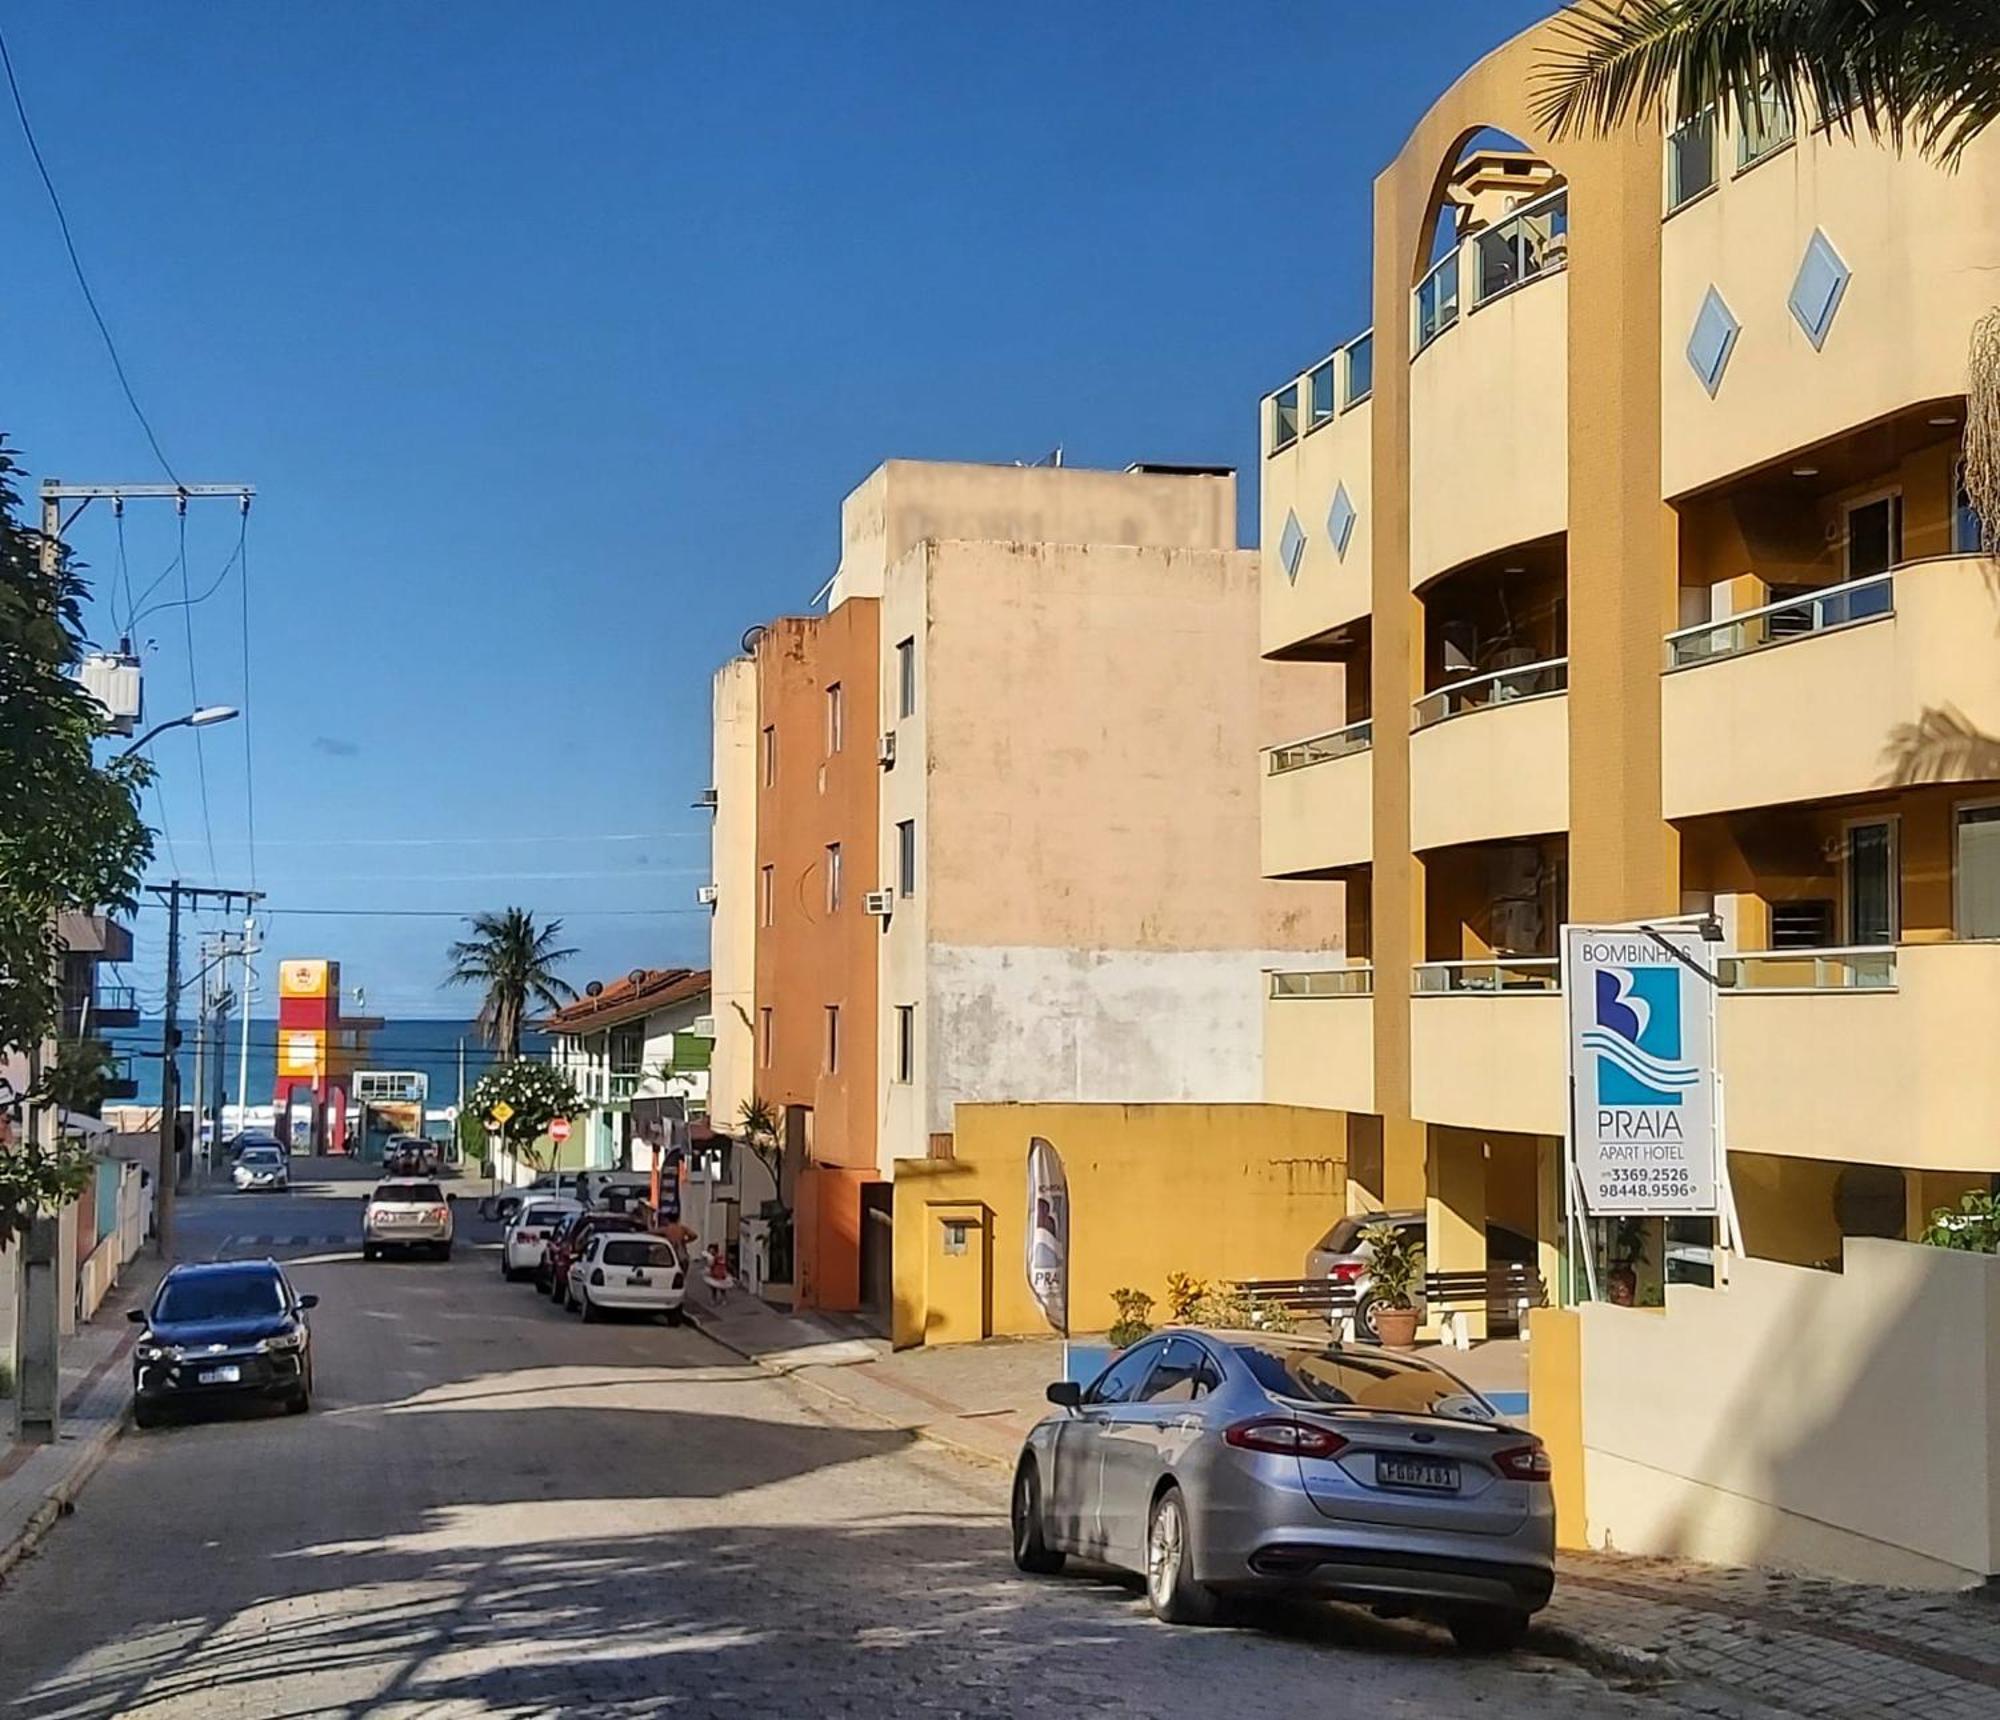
1590,966,1694,1105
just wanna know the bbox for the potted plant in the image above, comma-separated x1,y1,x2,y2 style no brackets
1607,1217,1647,1307
1358,1222,1424,1348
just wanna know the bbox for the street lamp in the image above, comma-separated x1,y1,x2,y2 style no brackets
117,705,239,760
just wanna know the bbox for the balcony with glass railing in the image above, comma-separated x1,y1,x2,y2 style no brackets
1265,966,1375,1111
1661,554,2000,820
1409,957,1565,1133
1407,661,1569,852
1262,719,1373,875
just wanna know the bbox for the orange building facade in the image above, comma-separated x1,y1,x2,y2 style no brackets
751,602,883,1311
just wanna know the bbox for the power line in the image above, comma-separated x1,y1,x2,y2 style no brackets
175,504,218,876
0,23,180,486
128,901,708,919
188,830,705,850
128,507,246,628
238,499,256,890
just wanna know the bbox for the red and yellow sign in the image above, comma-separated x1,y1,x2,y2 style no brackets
280,960,330,999
278,1029,327,1080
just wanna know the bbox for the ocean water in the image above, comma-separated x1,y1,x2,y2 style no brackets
104,1017,551,1110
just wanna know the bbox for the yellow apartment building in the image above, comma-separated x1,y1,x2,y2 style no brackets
1257,14,2000,1307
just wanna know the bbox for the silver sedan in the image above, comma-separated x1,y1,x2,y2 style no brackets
1010,1327,1554,1650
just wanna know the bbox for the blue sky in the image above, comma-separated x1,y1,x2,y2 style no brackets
4,1,1551,1016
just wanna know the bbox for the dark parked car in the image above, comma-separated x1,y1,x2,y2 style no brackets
538,1211,646,1298
129,1259,317,1427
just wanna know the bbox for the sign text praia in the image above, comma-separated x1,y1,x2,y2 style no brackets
1563,924,1721,1218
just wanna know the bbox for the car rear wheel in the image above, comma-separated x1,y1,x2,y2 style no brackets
436,1243,453,1262
133,1399,162,1430
362,1243,378,1262
662,1304,686,1328
1010,1460,1065,1575
1354,1293,1384,1343
1146,1486,1219,1625
1448,1608,1530,1653
580,1288,600,1322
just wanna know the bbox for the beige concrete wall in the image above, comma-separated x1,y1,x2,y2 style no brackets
835,460,1238,605
903,536,1346,1147
1720,941,2000,1173
706,657,759,1133
1261,745,1372,875
924,539,1339,953
1409,273,1569,587
1662,121,2000,498
1261,393,1373,651
877,542,933,1171
1579,1241,2000,1586
1408,992,1565,1135
1662,555,2000,818
1264,994,1375,1113
1408,694,1570,852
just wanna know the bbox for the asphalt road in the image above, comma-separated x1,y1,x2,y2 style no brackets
0,1162,1703,1717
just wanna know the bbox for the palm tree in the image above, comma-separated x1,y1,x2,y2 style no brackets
1535,2,2000,540
444,907,578,1060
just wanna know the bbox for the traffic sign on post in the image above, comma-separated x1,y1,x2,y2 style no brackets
488,1100,515,1127
549,1117,571,1143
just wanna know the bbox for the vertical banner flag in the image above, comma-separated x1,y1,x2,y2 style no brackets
1564,924,1721,1216
1025,1135,1069,1335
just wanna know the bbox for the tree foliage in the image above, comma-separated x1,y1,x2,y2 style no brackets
1536,1,2000,164
444,907,578,1060
737,1093,787,1217
1,438,152,1243
468,1058,582,1161
0,440,153,1062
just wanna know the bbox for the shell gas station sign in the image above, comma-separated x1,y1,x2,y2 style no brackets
280,960,330,998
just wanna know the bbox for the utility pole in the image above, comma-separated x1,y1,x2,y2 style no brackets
152,882,263,1259
237,916,258,1132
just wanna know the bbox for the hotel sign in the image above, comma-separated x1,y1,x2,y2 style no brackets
1563,925,1720,1217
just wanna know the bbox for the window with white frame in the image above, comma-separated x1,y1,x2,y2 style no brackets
825,842,843,912
826,681,844,755
896,637,916,719
760,865,775,927
825,1004,840,1073
895,1004,914,1083
897,819,916,897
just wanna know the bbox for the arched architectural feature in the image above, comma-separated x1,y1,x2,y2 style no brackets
1363,19,1676,1211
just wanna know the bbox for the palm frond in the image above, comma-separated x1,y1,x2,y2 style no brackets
1536,1,2000,164
1882,704,2000,785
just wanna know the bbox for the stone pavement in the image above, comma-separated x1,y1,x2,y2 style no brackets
696,1295,2000,1718
0,1253,164,1583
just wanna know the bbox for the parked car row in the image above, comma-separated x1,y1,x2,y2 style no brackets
498,1194,687,1324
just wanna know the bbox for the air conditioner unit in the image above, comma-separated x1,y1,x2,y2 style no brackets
877,731,897,767
864,888,894,918
695,884,719,907
691,1014,716,1039
692,786,719,810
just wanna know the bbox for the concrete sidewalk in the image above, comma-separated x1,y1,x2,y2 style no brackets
698,1297,2000,1718
0,1254,164,1584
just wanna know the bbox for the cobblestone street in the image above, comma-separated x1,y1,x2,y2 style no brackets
0,1184,1708,1717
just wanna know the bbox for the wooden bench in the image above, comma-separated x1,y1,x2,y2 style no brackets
1231,1264,1547,1347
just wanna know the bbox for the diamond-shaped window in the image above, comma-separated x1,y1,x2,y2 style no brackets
1326,483,1357,561
1788,229,1850,351
1278,509,1307,583
1686,287,1740,397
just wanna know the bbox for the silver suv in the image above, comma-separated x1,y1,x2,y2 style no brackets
362,1179,455,1261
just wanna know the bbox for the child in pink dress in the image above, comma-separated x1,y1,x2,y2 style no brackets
702,1244,732,1305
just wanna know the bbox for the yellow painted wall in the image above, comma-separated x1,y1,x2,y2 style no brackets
1264,995,1375,1113
1527,1306,1587,1549
1408,692,1570,854
1730,1151,1847,1267
891,1102,1348,1347
1261,746,1372,876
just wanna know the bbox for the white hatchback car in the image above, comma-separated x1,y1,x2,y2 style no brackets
501,1196,582,1282
566,1232,687,1324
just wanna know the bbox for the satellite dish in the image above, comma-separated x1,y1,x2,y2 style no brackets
628,969,649,988
585,980,604,998
741,623,767,655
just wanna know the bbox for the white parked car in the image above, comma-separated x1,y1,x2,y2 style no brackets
565,1232,687,1324
361,1179,455,1261
232,1143,289,1193
502,1197,582,1282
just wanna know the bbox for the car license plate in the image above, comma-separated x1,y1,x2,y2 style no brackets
626,1273,651,1286
1378,1455,1458,1492
197,1365,241,1385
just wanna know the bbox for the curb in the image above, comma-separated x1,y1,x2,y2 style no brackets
686,1310,1015,1476
0,1402,133,1587
1530,1620,1678,1685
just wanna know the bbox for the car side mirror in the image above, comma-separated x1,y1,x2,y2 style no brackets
1046,1380,1083,1409
126,1308,148,1324
297,1294,319,1310
446,1193,458,1203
